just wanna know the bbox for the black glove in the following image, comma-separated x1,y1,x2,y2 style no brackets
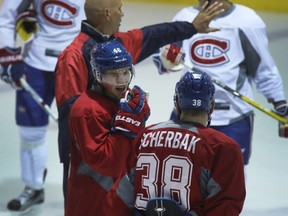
273,103,288,138
146,198,185,216
16,10,37,42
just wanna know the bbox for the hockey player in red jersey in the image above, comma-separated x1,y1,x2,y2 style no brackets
55,0,225,200
65,40,150,216
105,71,246,216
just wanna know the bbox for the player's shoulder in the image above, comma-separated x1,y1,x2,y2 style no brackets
200,127,239,148
59,33,88,57
177,5,199,14
70,91,98,118
231,4,265,28
72,90,117,117
234,3,258,15
173,6,198,21
71,90,91,107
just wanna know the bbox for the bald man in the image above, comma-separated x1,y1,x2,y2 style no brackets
55,0,224,214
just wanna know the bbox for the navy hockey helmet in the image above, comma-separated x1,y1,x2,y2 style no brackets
90,40,134,83
174,70,215,112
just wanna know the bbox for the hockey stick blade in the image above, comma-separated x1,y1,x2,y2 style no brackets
20,78,58,122
181,62,288,124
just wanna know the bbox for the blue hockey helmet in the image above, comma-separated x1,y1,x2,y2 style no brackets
174,70,215,112
90,40,134,83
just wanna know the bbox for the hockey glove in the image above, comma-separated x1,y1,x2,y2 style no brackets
112,85,150,138
16,10,38,42
152,54,169,75
273,103,288,138
160,43,185,72
0,47,24,88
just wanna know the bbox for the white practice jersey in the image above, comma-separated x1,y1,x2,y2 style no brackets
172,4,286,125
0,0,19,48
0,0,86,71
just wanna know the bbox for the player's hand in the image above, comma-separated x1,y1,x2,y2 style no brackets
192,1,224,33
112,85,150,138
0,47,24,88
152,44,184,75
16,10,38,42
273,102,288,138
152,54,169,75
161,43,185,67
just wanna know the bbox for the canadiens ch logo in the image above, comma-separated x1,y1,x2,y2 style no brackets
41,0,79,27
190,37,230,66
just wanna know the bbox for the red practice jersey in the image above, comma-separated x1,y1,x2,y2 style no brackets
66,90,134,216
105,120,246,216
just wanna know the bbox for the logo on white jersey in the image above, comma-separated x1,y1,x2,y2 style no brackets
190,37,230,66
41,0,79,27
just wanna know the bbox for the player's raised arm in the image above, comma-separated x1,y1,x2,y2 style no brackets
192,1,224,33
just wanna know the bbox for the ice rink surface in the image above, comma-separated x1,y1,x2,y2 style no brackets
0,2,287,216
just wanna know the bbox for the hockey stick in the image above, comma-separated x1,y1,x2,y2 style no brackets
19,78,58,122
181,62,288,124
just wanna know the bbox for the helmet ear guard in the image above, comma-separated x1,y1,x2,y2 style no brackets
173,90,181,116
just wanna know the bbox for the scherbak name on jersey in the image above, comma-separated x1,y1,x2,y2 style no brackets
140,130,200,154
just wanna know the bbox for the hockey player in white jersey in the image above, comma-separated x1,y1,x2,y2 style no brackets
153,0,288,169
0,0,86,212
